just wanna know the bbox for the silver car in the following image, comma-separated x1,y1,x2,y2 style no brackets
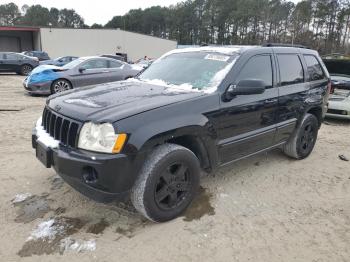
23,56,141,95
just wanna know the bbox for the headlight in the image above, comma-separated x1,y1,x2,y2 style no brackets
78,122,127,154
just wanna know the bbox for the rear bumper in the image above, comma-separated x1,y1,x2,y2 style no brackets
32,131,143,203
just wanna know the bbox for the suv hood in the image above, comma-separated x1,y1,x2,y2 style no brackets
47,80,207,122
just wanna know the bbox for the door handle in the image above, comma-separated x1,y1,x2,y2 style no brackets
264,98,277,104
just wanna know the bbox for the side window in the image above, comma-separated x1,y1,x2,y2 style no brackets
236,55,273,88
304,55,325,81
277,54,304,86
81,59,108,70
61,57,70,62
109,60,123,68
5,53,20,60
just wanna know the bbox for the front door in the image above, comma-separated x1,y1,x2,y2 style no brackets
217,54,278,164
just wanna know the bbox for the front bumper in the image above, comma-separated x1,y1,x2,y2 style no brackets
32,131,143,203
23,79,52,95
325,100,350,120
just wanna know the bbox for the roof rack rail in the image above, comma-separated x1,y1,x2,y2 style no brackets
262,43,309,49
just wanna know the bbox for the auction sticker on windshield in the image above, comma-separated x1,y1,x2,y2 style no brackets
204,54,230,62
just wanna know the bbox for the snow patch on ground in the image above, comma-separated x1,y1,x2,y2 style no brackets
60,237,96,253
12,193,31,203
27,219,65,242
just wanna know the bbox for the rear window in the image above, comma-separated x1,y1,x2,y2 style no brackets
304,55,325,81
277,54,304,86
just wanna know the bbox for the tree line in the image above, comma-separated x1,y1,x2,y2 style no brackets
1,1,350,54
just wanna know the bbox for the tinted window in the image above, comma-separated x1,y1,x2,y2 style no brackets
236,55,273,88
304,55,325,81
81,59,108,69
109,60,123,68
277,54,304,86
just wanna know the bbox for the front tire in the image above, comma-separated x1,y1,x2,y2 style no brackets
20,64,33,76
50,79,72,94
131,144,200,222
283,113,319,159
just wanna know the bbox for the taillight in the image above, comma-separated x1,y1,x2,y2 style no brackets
327,81,333,94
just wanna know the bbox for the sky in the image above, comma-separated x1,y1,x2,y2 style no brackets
5,0,301,26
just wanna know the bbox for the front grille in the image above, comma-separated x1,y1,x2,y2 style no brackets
42,107,81,147
327,109,348,115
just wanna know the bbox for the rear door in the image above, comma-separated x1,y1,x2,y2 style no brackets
217,51,279,164
107,60,127,81
70,58,110,87
274,50,306,143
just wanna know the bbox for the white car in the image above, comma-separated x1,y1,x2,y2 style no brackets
326,75,350,120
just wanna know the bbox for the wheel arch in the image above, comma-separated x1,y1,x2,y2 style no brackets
306,106,323,128
134,125,216,172
50,78,73,91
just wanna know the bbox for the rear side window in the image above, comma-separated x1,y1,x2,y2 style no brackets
109,60,123,68
236,55,273,88
277,54,304,86
304,55,325,81
81,59,108,69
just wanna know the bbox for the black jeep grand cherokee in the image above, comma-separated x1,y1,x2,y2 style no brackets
32,45,330,222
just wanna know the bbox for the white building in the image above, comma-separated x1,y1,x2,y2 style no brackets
0,26,177,61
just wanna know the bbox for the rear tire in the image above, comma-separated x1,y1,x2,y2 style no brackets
20,64,33,76
131,143,200,222
283,113,319,159
50,79,72,94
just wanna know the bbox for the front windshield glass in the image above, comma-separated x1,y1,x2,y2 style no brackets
62,58,85,69
138,52,237,90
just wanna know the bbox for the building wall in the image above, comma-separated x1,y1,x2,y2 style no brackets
0,31,33,52
40,28,177,61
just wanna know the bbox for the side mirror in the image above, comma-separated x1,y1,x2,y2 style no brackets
78,67,85,73
223,79,266,101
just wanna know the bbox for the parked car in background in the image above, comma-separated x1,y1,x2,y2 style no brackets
115,52,128,62
23,56,141,95
0,52,39,75
31,45,330,222
100,54,125,62
22,51,50,61
323,59,350,119
40,56,79,67
134,58,155,69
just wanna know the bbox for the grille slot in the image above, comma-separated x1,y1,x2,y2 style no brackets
327,109,347,115
41,107,81,148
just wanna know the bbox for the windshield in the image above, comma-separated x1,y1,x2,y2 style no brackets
138,52,237,90
62,58,85,69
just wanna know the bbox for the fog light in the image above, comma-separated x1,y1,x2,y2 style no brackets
82,166,98,184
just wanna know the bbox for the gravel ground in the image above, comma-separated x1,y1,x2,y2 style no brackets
0,74,350,262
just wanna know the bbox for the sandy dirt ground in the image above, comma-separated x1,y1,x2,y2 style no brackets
0,74,350,262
